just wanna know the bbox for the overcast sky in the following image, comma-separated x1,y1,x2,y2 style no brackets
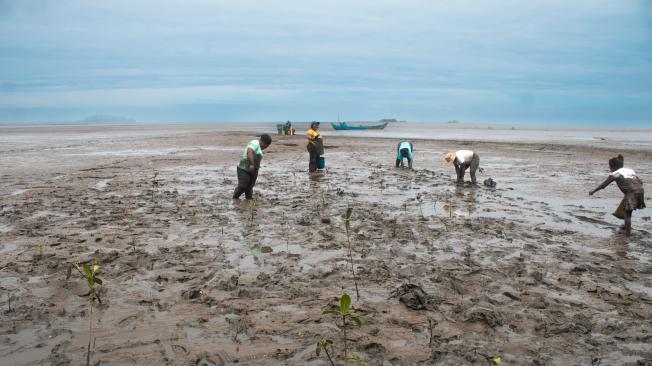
1,0,650,125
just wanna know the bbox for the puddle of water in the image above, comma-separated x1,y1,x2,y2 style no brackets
95,179,112,191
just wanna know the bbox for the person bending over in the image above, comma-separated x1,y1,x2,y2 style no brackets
589,154,645,236
233,134,272,200
444,150,480,184
396,141,414,169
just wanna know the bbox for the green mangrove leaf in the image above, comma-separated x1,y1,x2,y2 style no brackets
340,292,351,315
344,207,352,221
349,315,363,328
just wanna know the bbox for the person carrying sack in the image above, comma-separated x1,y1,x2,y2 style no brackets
233,134,272,200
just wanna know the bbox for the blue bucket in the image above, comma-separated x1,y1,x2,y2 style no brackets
318,156,326,169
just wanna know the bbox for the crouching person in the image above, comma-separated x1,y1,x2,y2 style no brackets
589,154,645,236
444,150,480,184
233,134,272,200
396,141,414,169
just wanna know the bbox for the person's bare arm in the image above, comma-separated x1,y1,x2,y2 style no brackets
589,175,616,195
247,148,255,171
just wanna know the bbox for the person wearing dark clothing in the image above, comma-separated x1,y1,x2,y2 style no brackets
396,141,414,168
233,134,272,200
307,122,323,172
589,154,645,236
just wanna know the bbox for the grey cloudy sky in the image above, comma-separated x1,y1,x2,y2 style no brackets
1,0,651,125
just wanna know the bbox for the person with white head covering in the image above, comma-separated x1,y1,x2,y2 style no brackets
589,154,645,236
444,149,480,184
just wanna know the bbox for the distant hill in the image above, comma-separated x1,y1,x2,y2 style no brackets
80,114,136,123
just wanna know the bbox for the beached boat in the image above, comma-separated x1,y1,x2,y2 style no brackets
330,121,389,130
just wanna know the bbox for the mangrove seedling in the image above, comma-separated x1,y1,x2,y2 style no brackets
427,315,437,347
316,338,336,366
248,199,256,223
322,292,363,366
218,217,227,238
348,354,368,366
343,207,360,300
68,261,103,366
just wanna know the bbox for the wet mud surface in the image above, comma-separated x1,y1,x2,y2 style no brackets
1,126,651,365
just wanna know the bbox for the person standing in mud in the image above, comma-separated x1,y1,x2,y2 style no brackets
444,150,480,184
307,122,323,172
396,140,414,169
589,154,645,236
233,134,272,200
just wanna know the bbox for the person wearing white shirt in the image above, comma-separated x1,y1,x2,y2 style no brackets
589,154,646,236
444,150,480,184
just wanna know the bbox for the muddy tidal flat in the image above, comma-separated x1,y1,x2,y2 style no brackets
1,123,651,365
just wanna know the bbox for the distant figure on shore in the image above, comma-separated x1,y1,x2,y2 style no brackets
589,154,645,236
284,121,294,135
307,122,324,172
444,150,480,184
233,134,272,200
396,141,414,169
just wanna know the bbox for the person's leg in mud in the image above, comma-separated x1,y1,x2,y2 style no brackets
233,167,251,199
469,154,480,184
308,144,318,172
399,148,412,169
455,163,467,184
623,209,633,236
244,170,258,200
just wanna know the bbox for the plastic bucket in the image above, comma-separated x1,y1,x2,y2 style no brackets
318,156,326,169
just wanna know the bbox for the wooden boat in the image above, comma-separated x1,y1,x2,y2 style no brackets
330,121,389,130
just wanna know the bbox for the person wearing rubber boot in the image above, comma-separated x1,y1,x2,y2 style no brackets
589,154,645,236
444,150,480,184
396,141,414,169
233,134,272,200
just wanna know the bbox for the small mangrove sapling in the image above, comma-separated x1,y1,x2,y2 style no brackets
343,207,360,300
316,338,336,366
322,293,363,366
68,261,103,366
248,199,256,223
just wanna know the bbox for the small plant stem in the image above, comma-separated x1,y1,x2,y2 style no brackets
342,315,348,366
86,301,93,366
428,318,433,347
324,347,335,366
345,225,360,300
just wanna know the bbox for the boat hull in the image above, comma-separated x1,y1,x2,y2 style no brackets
330,122,388,130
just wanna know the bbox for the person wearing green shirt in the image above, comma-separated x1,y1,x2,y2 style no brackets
233,134,272,200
